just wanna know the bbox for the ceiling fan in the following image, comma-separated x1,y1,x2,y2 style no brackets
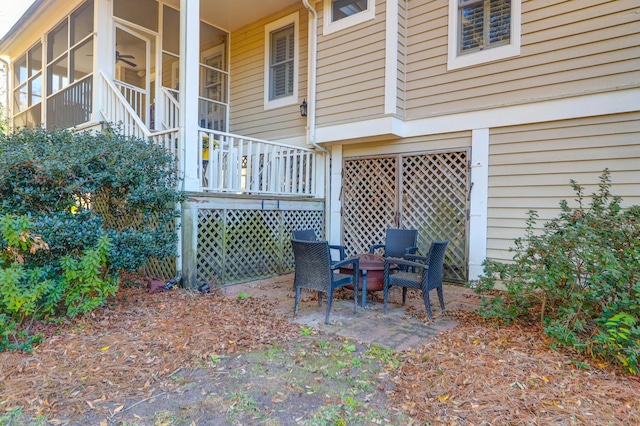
116,51,137,68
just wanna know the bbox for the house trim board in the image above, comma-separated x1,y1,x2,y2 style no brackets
384,0,398,115
315,88,640,143
469,128,489,281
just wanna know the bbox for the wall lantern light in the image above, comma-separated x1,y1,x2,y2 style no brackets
300,99,308,117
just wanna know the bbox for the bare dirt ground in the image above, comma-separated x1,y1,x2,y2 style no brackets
1,278,638,425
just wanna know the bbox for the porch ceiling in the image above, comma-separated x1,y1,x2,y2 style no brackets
164,0,302,31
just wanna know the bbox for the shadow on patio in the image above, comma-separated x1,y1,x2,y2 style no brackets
220,274,483,352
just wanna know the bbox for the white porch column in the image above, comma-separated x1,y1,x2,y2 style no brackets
179,0,200,288
328,145,343,246
93,0,114,124
468,128,489,280
179,0,200,192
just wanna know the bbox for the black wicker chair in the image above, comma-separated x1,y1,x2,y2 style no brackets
369,228,418,258
292,229,346,265
382,241,449,321
291,239,359,324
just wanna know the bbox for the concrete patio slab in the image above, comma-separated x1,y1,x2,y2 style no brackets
220,273,482,352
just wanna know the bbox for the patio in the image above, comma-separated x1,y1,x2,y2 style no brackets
221,273,483,351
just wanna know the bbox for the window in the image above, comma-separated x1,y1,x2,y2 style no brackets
264,13,299,110
447,0,520,70
44,0,94,129
270,25,294,100
324,0,375,35
12,43,42,128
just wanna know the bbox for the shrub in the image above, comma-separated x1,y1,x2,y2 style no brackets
0,127,183,271
474,170,640,374
0,127,184,351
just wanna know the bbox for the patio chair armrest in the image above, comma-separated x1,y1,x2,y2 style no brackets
331,257,359,271
404,253,427,262
369,243,384,254
329,244,346,261
404,246,419,255
384,256,428,272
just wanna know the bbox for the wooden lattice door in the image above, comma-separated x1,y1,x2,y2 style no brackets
342,150,469,282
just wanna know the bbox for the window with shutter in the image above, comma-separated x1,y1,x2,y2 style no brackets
459,0,510,54
264,13,299,110
447,0,520,70
270,25,294,100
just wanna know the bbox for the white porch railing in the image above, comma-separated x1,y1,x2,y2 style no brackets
161,87,180,129
98,71,149,139
150,128,180,160
199,129,317,196
115,80,147,124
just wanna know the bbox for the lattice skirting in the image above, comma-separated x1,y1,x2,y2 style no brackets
195,199,325,286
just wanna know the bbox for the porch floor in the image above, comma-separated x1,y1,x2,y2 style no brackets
220,274,482,352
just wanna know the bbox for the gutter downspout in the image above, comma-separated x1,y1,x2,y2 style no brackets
0,59,9,127
300,0,326,154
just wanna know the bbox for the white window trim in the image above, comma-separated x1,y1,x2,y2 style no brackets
264,12,299,110
447,0,521,70
323,0,375,36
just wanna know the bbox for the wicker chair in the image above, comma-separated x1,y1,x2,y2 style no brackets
292,229,346,265
369,228,418,258
291,239,359,324
382,241,449,321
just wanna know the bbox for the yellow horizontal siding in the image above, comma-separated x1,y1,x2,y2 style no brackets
315,0,387,126
343,131,471,158
229,5,308,141
486,112,640,261
405,0,640,118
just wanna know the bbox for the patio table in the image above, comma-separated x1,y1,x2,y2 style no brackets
340,253,395,307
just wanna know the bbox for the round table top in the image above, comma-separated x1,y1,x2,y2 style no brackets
340,253,393,271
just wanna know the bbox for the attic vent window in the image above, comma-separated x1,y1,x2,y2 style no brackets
324,0,375,35
332,0,368,21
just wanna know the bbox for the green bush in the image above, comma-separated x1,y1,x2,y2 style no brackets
473,170,640,374
0,127,184,351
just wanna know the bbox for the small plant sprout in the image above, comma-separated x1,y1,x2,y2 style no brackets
237,292,250,300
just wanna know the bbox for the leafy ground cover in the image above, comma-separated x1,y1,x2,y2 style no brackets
0,279,638,425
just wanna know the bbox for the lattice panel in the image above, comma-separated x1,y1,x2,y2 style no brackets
197,209,225,286
281,209,325,266
144,256,177,281
93,193,177,281
196,206,324,286
342,157,397,256
341,151,469,282
402,151,469,282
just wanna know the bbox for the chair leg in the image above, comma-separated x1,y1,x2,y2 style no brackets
325,291,334,324
294,287,301,317
318,291,323,307
383,284,390,314
423,289,434,322
402,287,408,306
437,285,446,313
352,283,358,314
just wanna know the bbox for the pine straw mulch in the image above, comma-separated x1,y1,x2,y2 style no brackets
0,283,302,421
1,281,639,425
391,310,640,425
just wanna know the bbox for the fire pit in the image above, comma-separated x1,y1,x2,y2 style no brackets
340,253,395,307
